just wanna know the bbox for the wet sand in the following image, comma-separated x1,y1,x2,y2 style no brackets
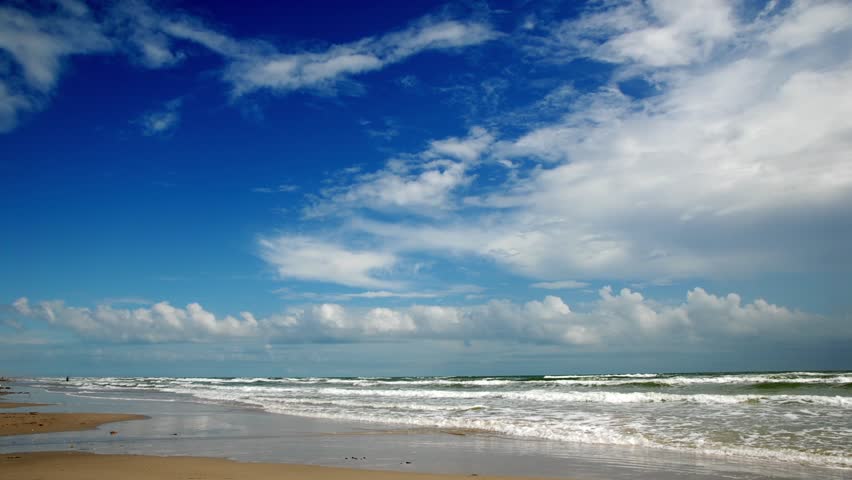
0,411,147,436
0,384,564,480
0,403,49,409
0,451,547,480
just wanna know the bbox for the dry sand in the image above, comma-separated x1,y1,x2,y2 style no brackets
0,452,548,480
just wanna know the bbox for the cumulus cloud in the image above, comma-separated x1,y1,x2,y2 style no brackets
9,288,840,348
11,297,258,343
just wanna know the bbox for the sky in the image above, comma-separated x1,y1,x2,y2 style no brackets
1,0,851,377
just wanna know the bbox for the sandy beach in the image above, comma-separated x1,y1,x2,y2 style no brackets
0,411,147,436
1,379,846,480
0,403,49,409
0,385,560,480
0,451,547,480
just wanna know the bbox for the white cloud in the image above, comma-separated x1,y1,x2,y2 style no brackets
0,1,496,133
306,284,484,301
0,80,32,132
765,0,852,54
12,297,258,342
0,4,111,91
306,127,494,217
209,17,497,96
10,287,840,348
12,297,32,315
600,0,736,67
527,0,736,67
252,184,300,194
108,8,496,96
107,0,187,68
532,280,589,290
138,98,181,136
0,2,111,131
257,235,399,289
337,291,441,299
322,0,852,282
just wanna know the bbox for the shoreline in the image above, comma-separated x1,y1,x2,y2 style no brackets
1,381,146,437
0,383,568,480
2,378,847,480
0,402,50,409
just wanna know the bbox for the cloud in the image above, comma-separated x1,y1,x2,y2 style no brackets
309,0,852,283
111,5,497,97
309,284,485,301
257,236,399,289
107,0,187,68
11,297,258,343
9,287,841,348
252,184,299,194
225,18,498,96
532,280,589,290
0,1,111,131
138,98,181,136
306,127,494,218
523,0,735,67
0,1,497,133
765,0,852,54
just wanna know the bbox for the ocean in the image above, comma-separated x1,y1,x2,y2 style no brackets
37,371,850,471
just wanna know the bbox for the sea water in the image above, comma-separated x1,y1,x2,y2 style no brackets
28,371,852,470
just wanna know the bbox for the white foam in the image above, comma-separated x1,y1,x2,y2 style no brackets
33,374,852,470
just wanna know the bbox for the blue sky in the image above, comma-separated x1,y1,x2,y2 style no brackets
2,0,851,376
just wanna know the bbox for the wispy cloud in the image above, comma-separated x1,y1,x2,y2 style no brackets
520,0,735,67
138,98,181,136
257,235,400,290
0,0,498,133
252,184,300,194
305,127,494,218
531,280,589,290
0,1,111,132
106,1,498,97
225,17,499,96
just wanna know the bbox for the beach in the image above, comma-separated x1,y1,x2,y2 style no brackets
0,412,146,436
0,381,563,480
0,385,537,480
0,452,541,480
1,375,849,480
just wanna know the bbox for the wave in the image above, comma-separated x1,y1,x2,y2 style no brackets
149,383,851,408
54,372,852,393
253,401,850,469
27,374,852,470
